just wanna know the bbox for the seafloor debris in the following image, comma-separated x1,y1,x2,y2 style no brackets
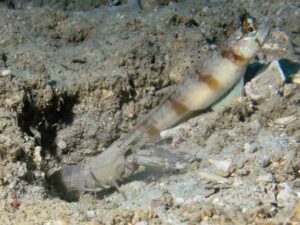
0,69,11,77
289,201,300,225
292,72,300,84
198,171,230,184
208,158,233,177
10,197,21,209
245,60,286,101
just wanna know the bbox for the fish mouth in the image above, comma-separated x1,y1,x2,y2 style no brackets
255,19,271,46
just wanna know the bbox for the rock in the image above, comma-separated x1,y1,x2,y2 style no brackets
289,201,300,224
244,142,258,154
274,115,297,125
14,162,27,179
162,190,174,209
283,83,299,97
45,219,70,225
263,31,292,55
101,89,115,99
175,197,185,205
86,210,96,219
34,146,42,163
203,188,218,198
257,130,289,152
258,155,271,168
245,60,285,101
198,171,230,184
125,101,135,118
135,221,148,225
212,197,225,207
0,69,11,77
256,173,274,183
237,168,250,177
208,159,232,176
57,140,67,150
292,70,300,84
111,0,122,6
122,180,146,195
277,183,294,206
233,177,243,186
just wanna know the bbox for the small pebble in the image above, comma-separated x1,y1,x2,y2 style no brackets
135,221,148,225
16,162,27,178
245,60,285,100
259,155,271,168
237,169,250,177
34,146,42,163
203,188,217,198
191,195,204,203
86,210,96,219
233,177,243,186
8,180,17,189
159,183,165,187
111,0,121,6
208,159,232,174
0,69,11,77
45,219,69,225
283,83,298,97
244,142,257,154
212,197,220,204
125,101,135,118
292,72,300,84
257,173,274,183
274,115,297,125
10,198,21,209
277,183,293,206
57,140,67,150
175,197,185,205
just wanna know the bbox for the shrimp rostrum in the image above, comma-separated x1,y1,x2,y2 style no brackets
47,16,271,201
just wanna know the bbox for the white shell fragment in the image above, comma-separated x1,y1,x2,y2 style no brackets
277,183,294,206
243,142,258,153
256,173,274,183
245,60,286,100
0,69,11,77
45,219,69,225
208,159,232,175
274,115,297,125
57,140,67,150
135,221,148,225
292,72,300,84
263,31,291,52
86,210,96,219
34,146,43,163
198,171,230,184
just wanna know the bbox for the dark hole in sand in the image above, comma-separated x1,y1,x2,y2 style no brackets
279,58,300,83
17,91,78,157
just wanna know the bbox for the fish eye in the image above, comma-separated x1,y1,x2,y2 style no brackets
242,17,257,35
247,26,254,33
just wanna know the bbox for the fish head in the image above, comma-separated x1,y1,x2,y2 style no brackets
230,16,271,60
